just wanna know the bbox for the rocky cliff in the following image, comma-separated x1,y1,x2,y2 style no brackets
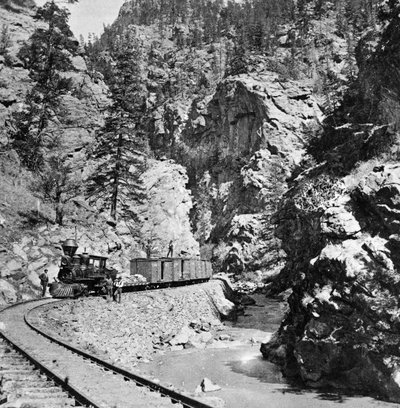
103,0,356,279
0,0,378,304
260,2,400,401
261,164,400,401
177,70,322,277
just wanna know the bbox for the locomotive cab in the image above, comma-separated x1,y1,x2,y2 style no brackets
89,256,107,269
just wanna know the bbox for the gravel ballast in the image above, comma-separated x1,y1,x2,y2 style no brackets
35,280,234,372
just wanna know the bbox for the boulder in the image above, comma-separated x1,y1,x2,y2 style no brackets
12,244,28,262
197,331,213,344
27,258,48,272
169,325,193,346
320,205,361,238
71,55,87,71
28,246,42,259
266,164,400,402
0,280,17,304
5,259,22,272
198,378,221,392
205,279,236,318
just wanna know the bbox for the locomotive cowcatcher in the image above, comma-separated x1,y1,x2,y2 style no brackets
55,238,117,296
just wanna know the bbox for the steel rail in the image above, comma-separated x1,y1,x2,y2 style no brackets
26,299,215,408
0,298,101,408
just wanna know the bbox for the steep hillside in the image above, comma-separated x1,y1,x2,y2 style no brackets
0,0,199,302
178,71,322,275
93,0,370,279
0,0,385,302
261,1,400,402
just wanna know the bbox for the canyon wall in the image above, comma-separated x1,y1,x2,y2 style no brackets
177,71,322,276
261,5,400,401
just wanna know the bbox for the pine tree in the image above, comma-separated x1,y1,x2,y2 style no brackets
33,156,80,225
0,24,11,57
88,33,148,225
10,1,78,171
225,43,248,77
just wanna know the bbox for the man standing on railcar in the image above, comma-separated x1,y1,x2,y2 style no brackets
167,240,174,258
146,239,152,258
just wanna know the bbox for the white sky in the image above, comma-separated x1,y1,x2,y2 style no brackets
35,0,127,39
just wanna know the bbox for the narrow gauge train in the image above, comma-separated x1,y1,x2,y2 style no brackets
50,239,212,298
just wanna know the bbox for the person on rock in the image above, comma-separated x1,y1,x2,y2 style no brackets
167,240,174,258
113,276,123,303
39,269,49,297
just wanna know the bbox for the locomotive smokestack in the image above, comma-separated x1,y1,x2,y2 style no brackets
62,239,79,257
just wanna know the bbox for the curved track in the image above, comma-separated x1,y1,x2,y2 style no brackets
0,299,214,408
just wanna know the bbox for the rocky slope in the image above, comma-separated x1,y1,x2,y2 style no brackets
0,0,108,300
260,3,400,401
178,70,322,277
0,0,379,303
0,157,199,300
261,164,400,402
104,0,360,278
0,1,200,302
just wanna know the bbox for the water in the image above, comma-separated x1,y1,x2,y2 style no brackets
137,295,400,408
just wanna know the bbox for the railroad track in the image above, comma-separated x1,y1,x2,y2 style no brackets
0,299,214,408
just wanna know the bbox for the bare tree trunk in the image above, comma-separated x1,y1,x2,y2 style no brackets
55,189,63,225
110,132,123,221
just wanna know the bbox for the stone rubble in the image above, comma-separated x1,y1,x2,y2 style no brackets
35,281,237,372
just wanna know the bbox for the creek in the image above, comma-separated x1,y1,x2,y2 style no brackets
137,294,399,408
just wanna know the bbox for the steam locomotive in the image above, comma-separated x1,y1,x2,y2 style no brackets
49,239,213,298
50,239,118,298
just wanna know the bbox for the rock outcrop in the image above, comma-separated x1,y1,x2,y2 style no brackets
261,164,400,402
178,72,322,274
0,1,109,162
260,5,400,401
0,1,205,301
137,159,200,258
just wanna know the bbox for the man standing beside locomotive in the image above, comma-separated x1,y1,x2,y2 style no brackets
39,269,49,297
113,276,123,303
105,275,113,302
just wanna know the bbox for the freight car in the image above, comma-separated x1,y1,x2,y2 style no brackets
130,257,212,285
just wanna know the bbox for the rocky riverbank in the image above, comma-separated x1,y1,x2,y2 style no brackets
261,163,400,402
